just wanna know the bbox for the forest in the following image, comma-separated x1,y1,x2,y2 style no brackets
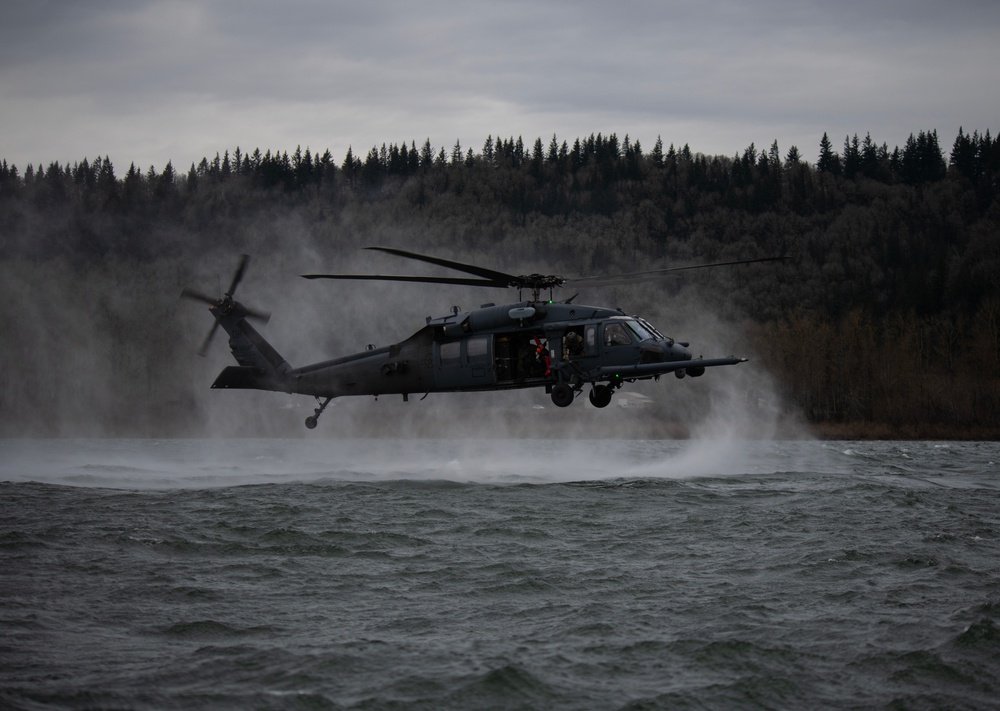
1,127,998,438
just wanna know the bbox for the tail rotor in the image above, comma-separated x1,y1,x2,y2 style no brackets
180,254,271,356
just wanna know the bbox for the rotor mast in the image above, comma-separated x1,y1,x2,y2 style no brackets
513,274,565,302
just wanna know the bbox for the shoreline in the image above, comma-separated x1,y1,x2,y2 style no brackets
2,419,998,441
806,422,1000,441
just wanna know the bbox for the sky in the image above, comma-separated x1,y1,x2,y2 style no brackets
2,0,998,173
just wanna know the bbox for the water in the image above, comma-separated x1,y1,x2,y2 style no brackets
2,438,999,710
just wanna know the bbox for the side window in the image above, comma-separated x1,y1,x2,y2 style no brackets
604,323,632,346
440,341,461,366
467,336,489,363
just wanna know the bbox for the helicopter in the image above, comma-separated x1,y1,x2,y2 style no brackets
181,247,784,429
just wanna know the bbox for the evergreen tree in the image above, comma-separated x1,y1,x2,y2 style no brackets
950,127,978,181
157,161,176,197
420,139,434,168
861,133,879,178
650,136,664,167
817,132,839,173
768,140,781,167
843,134,861,178
547,134,559,163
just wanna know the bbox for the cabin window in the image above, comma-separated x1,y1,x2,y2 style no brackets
467,336,489,363
586,325,596,351
604,322,632,346
440,341,461,365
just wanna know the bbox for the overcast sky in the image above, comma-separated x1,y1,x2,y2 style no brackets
2,0,998,173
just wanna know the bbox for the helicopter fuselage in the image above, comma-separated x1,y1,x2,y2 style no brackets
187,248,767,428
210,299,744,418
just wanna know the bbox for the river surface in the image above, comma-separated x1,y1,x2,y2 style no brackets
2,438,999,710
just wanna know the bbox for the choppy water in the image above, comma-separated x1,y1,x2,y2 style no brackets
1,438,999,710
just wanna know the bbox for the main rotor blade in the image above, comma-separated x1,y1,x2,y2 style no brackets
365,247,517,285
565,255,790,288
300,273,505,288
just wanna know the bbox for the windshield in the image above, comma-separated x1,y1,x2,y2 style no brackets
636,318,664,338
625,320,657,341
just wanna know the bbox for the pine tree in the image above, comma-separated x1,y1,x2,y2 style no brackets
650,136,664,167
420,139,434,168
547,134,559,163
818,132,839,174
843,134,861,178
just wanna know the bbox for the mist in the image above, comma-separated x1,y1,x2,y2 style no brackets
0,152,818,444
0,192,823,491
0,436,844,491
0,207,807,441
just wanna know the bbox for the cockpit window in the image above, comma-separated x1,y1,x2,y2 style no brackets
625,320,656,341
604,322,633,346
636,318,664,339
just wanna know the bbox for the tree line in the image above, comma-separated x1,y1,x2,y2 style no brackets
5,127,996,203
1,127,998,436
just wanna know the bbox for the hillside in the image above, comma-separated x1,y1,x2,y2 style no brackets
1,129,998,438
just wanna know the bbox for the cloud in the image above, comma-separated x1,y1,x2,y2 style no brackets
1,0,997,171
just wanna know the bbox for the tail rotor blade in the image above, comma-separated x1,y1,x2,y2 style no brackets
226,254,250,296
180,287,218,306
182,254,268,356
244,306,271,324
197,320,221,358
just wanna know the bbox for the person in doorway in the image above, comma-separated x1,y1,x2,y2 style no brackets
532,335,550,376
564,330,584,357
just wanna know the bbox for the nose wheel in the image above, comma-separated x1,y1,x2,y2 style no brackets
305,397,332,429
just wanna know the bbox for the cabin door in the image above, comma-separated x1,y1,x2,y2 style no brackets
434,335,495,389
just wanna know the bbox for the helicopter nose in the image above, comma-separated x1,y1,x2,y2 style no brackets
640,338,692,363
667,340,691,361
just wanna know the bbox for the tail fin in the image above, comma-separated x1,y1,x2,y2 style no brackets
210,302,293,393
181,254,292,394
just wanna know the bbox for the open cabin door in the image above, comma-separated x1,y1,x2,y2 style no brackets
494,331,551,385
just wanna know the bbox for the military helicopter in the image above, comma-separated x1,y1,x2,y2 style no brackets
181,247,783,429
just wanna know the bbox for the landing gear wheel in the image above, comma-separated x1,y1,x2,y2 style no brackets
551,383,575,408
589,385,613,408
304,396,333,429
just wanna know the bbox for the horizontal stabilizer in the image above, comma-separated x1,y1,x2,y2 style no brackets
211,366,269,390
